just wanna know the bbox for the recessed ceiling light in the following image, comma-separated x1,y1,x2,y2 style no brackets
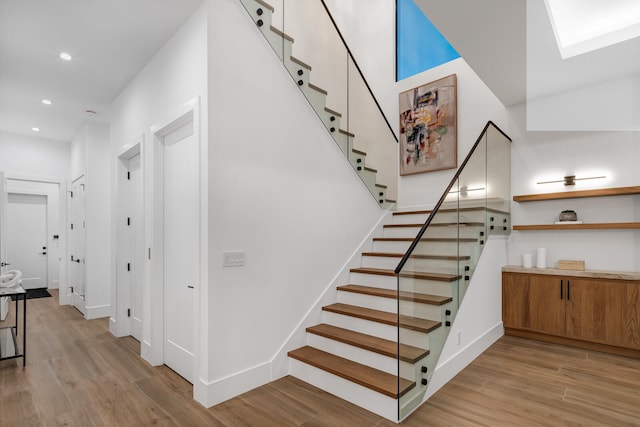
42,99,52,105
59,52,72,61
32,127,40,132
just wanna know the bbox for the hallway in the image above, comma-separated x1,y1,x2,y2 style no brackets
1,292,639,426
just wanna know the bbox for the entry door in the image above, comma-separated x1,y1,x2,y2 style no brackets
6,193,48,289
129,154,144,341
162,119,198,383
69,178,86,313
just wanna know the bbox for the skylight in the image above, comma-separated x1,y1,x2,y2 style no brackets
545,0,640,58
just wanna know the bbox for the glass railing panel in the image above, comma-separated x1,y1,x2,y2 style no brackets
237,0,397,207
396,122,511,420
347,57,399,203
486,125,512,236
455,132,487,300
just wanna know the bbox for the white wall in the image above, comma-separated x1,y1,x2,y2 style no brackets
68,123,111,318
508,104,640,272
108,0,208,388
202,0,386,406
0,131,69,297
0,131,70,180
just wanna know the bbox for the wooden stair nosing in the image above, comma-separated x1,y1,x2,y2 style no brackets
350,267,461,282
308,82,327,95
372,237,478,243
337,284,452,306
375,183,388,189
269,26,293,42
288,346,415,398
392,207,509,216
255,0,275,12
290,55,311,70
339,129,356,138
363,166,377,173
384,199,397,204
352,148,366,156
306,323,430,363
322,303,441,334
383,222,484,228
324,107,342,118
361,252,471,261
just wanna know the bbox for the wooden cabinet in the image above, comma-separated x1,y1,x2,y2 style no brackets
503,270,640,357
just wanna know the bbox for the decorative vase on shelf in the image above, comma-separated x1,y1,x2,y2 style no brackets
559,210,577,222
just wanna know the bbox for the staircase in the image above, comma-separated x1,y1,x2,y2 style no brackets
287,206,508,420
238,0,397,208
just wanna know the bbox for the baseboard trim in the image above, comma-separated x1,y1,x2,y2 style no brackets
85,304,110,320
109,317,117,336
195,361,272,408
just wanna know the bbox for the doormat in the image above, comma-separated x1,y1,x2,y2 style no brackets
10,288,52,301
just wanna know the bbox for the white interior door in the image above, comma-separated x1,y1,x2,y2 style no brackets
162,119,198,383
6,193,48,290
129,154,144,341
69,178,86,314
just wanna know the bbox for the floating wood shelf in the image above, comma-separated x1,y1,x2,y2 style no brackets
513,186,640,202
513,222,640,231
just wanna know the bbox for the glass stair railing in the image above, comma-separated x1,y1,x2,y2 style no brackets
238,0,398,208
394,121,512,419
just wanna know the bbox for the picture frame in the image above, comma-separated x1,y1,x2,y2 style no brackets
399,74,457,176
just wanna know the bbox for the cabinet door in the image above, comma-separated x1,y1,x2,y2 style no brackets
566,279,640,349
503,273,565,335
502,272,530,329
528,275,566,336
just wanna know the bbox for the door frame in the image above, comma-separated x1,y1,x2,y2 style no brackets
112,137,144,338
143,97,206,388
4,174,67,304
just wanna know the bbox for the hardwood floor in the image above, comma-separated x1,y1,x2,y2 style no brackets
1,290,639,426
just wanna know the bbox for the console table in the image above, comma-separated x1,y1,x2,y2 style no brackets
0,285,26,366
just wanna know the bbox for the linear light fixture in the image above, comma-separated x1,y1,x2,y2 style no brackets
536,175,606,186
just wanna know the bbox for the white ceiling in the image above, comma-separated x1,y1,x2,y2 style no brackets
414,0,640,118
0,0,204,142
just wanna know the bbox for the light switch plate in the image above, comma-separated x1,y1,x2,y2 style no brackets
223,251,245,267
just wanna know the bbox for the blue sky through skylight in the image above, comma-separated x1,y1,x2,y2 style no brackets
397,0,460,80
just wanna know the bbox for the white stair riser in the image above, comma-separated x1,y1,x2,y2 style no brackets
336,292,444,321
300,84,327,112
349,272,397,288
322,311,431,347
305,335,415,379
372,240,473,255
383,226,484,239
361,255,467,271
398,279,454,298
289,359,398,421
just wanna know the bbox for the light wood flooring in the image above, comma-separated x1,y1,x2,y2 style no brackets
1,290,639,426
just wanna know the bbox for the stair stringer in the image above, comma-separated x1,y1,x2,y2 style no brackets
399,236,508,421
269,209,393,379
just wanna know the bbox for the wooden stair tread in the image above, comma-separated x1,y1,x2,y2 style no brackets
290,55,311,70
269,26,293,42
339,129,355,138
255,0,275,12
392,207,509,215
324,107,342,118
372,237,477,242
308,82,327,95
288,346,415,398
384,222,484,228
350,267,461,282
323,303,441,333
306,324,429,363
337,284,452,306
362,252,470,261
352,148,366,156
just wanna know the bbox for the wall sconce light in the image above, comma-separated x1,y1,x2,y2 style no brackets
537,175,606,186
